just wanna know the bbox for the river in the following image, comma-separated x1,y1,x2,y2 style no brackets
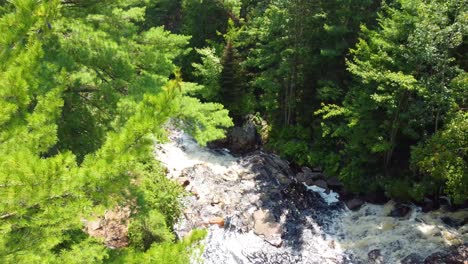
155,130,467,264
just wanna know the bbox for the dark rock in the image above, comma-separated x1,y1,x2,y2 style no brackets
276,173,292,185
211,117,262,154
363,191,389,205
368,249,384,264
401,253,424,264
296,172,308,183
337,188,354,201
388,204,412,218
441,216,461,229
424,244,467,264
312,179,328,190
326,177,343,188
438,196,455,212
229,123,257,153
422,198,436,213
346,198,364,211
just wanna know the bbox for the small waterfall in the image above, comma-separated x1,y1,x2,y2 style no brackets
156,130,467,264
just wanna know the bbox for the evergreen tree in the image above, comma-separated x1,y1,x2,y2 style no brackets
318,0,467,199
0,0,232,262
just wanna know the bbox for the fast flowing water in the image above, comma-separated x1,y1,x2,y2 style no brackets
156,130,467,264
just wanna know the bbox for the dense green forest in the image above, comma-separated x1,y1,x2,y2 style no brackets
0,0,466,262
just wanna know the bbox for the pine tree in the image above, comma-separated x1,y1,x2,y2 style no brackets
0,0,232,262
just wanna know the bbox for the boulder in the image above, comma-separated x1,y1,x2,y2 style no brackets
228,116,264,154
346,198,364,211
421,198,436,213
388,204,412,218
253,209,283,247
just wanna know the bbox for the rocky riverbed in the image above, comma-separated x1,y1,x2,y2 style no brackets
155,130,467,264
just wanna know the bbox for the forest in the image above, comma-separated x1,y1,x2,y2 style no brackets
0,0,466,263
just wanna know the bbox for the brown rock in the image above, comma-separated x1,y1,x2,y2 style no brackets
208,217,225,227
253,209,283,247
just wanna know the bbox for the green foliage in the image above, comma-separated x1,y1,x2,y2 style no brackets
192,47,223,101
129,210,175,251
109,229,207,264
411,112,468,204
219,40,254,121
267,126,312,166
316,0,467,198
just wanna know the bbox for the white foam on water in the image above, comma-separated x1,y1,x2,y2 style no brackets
305,184,340,205
155,130,240,178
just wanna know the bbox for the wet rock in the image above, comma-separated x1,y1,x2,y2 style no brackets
276,173,292,185
346,198,364,211
326,177,343,189
296,172,308,183
401,253,424,264
441,216,463,229
421,198,436,213
296,167,323,184
253,209,283,247
424,244,467,264
389,204,412,218
368,249,384,264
